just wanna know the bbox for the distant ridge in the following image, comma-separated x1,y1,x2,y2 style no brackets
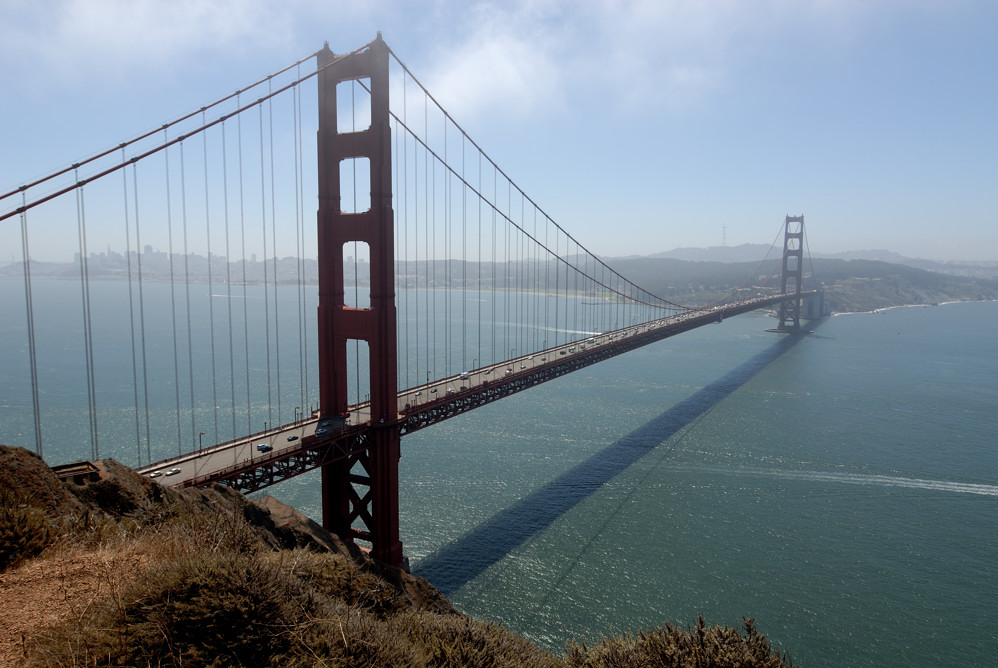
609,245,998,280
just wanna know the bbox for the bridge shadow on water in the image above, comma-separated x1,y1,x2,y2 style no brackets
412,330,810,596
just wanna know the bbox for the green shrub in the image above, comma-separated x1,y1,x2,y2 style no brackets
564,615,794,668
274,549,406,618
36,551,323,666
0,488,55,571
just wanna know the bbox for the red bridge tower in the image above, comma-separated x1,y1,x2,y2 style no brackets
778,214,805,332
315,36,403,566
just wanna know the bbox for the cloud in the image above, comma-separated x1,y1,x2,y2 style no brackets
413,0,758,124
416,2,567,123
1,0,296,86
408,0,959,125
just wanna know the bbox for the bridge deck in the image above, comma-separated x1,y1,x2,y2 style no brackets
138,292,814,492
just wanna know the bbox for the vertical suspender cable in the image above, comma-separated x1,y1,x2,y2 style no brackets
477,152,482,368
131,164,153,464
431,114,437,382
299,79,311,416
180,142,197,449
413,91,420,393
517,195,533,354
491,166,499,364
564,237,569,339
259,103,274,426
440,116,453,376
292,78,306,419
163,132,184,455
222,123,238,440
583,250,588,335
461,134,467,373
534,208,539,353
554,228,559,347
425,95,431,383
512,200,517,356
513,196,519,357
267,86,282,425
74,173,99,460
544,213,549,350
401,75,411,391
410,85,416,389
19,195,44,456
237,102,252,433
202,116,220,442
414,119,420,393
503,182,509,358
121,149,143,464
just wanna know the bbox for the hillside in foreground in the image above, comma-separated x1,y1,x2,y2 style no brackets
1,445,794,667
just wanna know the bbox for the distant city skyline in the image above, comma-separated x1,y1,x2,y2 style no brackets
5,239,995,278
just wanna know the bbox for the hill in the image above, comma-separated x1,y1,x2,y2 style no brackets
603,256,998,314
641,245,998,280
1,445,795,667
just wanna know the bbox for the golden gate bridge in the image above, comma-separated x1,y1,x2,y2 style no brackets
1,35,820,567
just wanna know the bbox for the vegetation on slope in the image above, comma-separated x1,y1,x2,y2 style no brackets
608,256,998,314
1,445,794,667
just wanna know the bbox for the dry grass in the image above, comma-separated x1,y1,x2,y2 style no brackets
2,447,796,667
1,489,56,572
564,616,794,668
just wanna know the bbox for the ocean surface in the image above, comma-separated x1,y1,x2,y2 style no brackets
3,277,996,666
271,300,998,667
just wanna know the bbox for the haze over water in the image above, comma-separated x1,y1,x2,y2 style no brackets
4,278,995,666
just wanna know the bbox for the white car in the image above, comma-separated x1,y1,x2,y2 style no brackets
164,468,181,476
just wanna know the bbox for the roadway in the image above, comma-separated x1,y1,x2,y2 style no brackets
139,292,811,489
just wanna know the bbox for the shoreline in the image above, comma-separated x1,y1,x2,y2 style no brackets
831,297,997,317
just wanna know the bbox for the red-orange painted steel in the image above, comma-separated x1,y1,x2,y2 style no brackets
778,214,805,332
316,36,403,566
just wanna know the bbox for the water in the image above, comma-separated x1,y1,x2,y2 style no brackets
3,278,996,666
264,300,998,666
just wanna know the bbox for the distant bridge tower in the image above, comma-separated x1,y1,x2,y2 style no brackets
316,35,403,566
777,214,804,332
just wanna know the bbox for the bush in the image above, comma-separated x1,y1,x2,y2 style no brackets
273,549,406,618
564,615,794,668
35,551,323,666
0,488,55,571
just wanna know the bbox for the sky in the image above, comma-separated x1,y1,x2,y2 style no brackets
1,0,996,262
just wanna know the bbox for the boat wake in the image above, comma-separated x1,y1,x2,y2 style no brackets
699,466,998,497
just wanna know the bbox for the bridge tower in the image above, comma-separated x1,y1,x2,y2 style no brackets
777,214,805,332
316,35,403,566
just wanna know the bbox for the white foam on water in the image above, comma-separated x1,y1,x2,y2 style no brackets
699,466,998,497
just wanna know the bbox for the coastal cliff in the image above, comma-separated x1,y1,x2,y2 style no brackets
1,445,793,667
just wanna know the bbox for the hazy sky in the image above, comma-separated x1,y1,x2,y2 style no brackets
2,0,996,261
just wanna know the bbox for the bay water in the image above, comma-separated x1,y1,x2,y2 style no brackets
3,276,995,666
272,300,998,666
